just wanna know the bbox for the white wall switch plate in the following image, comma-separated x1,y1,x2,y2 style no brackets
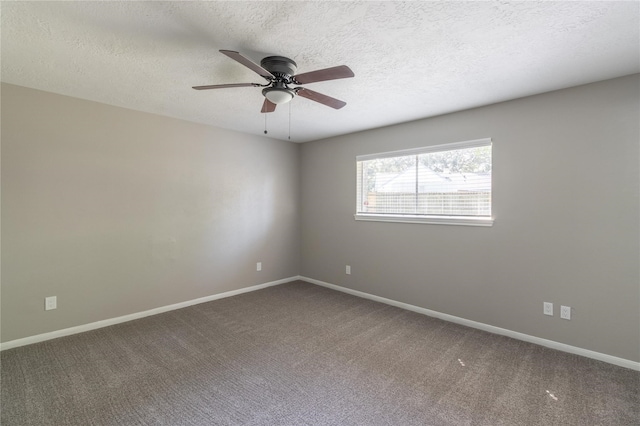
346,265,351,275
256,262,262,272
45,296,57,311
543,302,553,316
560,305,571,320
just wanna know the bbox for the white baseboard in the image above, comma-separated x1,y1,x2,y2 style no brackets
300,276,640,371
0,276,301,351
4,275,638,371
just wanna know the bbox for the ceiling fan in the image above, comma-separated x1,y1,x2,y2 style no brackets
193,50,354,113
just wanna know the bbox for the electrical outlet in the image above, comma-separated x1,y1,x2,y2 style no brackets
256,262,262,272
543,302,553,316
560,305,571,320
345,265,351,275
45,296,57,311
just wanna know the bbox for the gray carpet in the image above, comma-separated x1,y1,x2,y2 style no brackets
1,281,638,425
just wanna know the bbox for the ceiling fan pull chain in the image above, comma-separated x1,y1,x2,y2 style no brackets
288,102,291,140
264,113,268,134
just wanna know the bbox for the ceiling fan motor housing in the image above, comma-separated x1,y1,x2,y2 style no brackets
260,56,298,78
260,56,298,104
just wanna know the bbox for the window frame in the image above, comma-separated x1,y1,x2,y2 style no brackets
355,138,494,227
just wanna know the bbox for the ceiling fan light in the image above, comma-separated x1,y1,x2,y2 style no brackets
263,88,294,104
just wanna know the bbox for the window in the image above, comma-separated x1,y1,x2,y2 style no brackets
356,138,493,226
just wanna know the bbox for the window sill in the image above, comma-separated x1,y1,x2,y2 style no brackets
354,214,494,227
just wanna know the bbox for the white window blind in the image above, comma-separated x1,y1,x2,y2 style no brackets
356,138,493,226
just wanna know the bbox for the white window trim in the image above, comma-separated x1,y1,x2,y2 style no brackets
355,138,491,161
354,213,494,227
355,138,494,227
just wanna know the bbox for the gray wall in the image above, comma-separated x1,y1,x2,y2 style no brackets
1,83,300,342
3,75,639,363
300,74,640,362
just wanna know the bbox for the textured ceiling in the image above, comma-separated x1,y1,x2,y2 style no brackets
2,1,639,142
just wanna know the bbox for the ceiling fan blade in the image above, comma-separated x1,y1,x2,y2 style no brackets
296,88,346,109
261,99,277,113
220,50,274,80
293,65,354,85
192,83,260,90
